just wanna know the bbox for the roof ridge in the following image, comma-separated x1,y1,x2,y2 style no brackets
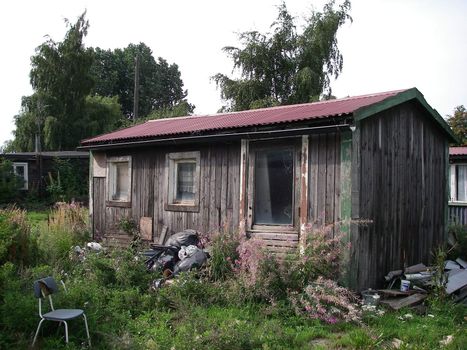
146,89,409,124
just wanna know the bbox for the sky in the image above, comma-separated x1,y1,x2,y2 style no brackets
1,0,466,146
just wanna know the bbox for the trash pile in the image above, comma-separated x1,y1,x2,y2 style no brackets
143,229,208,289
362,258,467,311
72,242,104,261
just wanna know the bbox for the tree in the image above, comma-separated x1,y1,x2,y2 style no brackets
213,0,351,111
91,43,193,118
10,13,125,152
447,105,467,145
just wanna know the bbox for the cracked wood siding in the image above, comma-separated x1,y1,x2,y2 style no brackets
92,143,241,241
354,101,447,290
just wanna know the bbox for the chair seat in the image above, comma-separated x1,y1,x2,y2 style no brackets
43,309,84,321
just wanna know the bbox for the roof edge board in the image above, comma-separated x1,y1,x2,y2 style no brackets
354,88,457,143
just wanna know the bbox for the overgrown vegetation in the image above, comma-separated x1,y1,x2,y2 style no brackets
0,209,465,349
0,159,22,204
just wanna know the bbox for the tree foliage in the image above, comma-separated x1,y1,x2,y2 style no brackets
447,105,467,145
91,43,193,118
10,13,192,152
213,0,351,111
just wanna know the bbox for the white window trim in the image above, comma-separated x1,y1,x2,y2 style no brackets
106,156,132,207
13,162,28,190
165,151,200,212
450,163,467,204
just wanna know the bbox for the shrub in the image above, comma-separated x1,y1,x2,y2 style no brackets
206,232,239,281
448,223,467,260
37,202,89,265
0,206,38,266
289,276,361,324
300,224,348,281
0,159,22,204
46,158,88,203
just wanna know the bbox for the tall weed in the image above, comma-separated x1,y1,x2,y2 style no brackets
0,206,38,266
37,202,89,265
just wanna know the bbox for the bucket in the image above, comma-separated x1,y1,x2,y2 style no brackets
400,279,410,292
361,289,381,306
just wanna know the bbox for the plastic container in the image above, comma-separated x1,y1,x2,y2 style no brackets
361,289,381,306
400,279,410,292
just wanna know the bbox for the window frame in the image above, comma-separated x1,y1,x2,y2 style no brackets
13,162,28,190
165,151,200,212
106,156,132,207
247,141,300,233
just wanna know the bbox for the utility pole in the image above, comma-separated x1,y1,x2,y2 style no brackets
133,54,140,120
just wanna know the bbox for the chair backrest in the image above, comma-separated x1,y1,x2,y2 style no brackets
33,277,59,299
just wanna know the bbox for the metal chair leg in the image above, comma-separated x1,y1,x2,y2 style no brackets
63,321,68,343
32,318,45,346
83,314,91,347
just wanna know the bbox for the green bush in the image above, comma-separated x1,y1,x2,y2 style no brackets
0,159,22,205
448,223,467,260
46,158,88,203
0,207,38,266
206,232,239,281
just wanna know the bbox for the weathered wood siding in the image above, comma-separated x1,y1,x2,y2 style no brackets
353,101,447,289
308,132,342,226
92,177,106,240
92,142,241,241
448,204,467,226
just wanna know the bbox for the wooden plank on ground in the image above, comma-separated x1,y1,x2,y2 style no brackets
380,293,427,310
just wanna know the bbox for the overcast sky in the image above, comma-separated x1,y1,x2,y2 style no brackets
1,0,466,146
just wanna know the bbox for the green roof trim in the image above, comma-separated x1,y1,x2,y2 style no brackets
354,88,457,143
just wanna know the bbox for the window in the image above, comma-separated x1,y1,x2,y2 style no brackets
13,162,28,190
451,164,467,203
166,151,200,212
247,143,297,231
107,156,131,206
254,148,294,225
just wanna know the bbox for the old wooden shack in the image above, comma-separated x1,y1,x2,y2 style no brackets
1,151,89,197
80,88,456,289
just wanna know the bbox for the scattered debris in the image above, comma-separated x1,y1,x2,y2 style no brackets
87,242,103,251
391,338,405,349
456,258,467,269
380,293,427,311
439,335,454,347
361,289,380,306
144,229,210,289
445,269,467,294
380,257,467,307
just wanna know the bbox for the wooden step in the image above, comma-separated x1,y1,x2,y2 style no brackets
102,234,133,248
250,231,299,255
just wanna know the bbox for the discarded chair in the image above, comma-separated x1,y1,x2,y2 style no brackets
32,276,91,347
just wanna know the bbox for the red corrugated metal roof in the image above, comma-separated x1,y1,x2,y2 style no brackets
82,89,408,145
450,147,467,155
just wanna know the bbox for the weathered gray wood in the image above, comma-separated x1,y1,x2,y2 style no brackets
355,102,447,289
92,177,106,240
380,293,427,310
251,232,299,241
158,225,168,244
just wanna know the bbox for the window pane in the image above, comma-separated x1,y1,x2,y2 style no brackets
15,165,24,177
254,148,294,225
176,162,195,201
457,165,467,201
114,162,129,200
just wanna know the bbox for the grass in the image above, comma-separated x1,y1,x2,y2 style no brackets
0,206,466,349
26,210,49,226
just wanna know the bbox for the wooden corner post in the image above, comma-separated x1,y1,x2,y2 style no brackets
239,139,249,235
299,135,309,250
